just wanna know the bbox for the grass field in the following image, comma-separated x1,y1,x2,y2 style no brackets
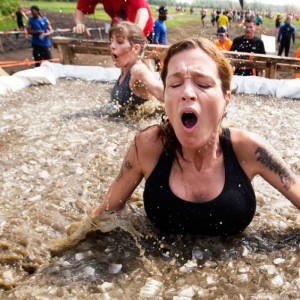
0,2,200,31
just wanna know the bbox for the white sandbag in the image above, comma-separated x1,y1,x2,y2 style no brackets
231,76,300,99
40,62,121,82
0,76,31,96
275,78,300,99
13,63,58,85
1,63,299,99
231,76,277,97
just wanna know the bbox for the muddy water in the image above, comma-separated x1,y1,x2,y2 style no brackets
0,79,300,299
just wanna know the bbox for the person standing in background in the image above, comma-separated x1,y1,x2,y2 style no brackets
211,10,216,27
26,5,54,67
275,14,281,33
14,7,29,39
255,13,263,33
15,7,28,31
277,15,296,57
217,10,229,30
200,7,207,27
230,17,266,76
295,47,300,79
153,6,167,45
153,6,168,71
73,0,153,43
214,26,232,51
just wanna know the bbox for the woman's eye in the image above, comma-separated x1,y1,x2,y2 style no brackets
169,81,182,88
195,82,210,88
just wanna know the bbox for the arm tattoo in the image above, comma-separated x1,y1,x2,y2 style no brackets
116,159,133,181
124,160,133,170
255,146,295,191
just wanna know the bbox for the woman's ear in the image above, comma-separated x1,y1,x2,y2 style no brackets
132,44,142,55
224,90,231,107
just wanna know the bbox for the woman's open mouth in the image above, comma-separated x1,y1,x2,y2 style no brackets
181,112,198,129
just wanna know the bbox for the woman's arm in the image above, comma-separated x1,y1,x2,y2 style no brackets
45,19,54,36
130,63,164,102
91,140,144,218
91,126,164,218
134,8,149,32
232,128,300,210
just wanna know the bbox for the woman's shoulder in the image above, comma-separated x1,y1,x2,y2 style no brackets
228,127,270,179
228,127,269,164
229,127,266,149
135,125,164,146
131,61,152,76
135,125,165,155
134,125,165,174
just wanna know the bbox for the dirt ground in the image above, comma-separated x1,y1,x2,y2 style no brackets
0,11,296,77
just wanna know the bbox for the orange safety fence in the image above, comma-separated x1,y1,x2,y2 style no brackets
0,28,100,36
0,58,60,68
0,61,19,65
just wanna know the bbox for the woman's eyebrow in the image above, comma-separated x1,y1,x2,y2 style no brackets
167,70,214,81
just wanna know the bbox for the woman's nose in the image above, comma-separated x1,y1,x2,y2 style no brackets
181,82,196,101
110,41,116,50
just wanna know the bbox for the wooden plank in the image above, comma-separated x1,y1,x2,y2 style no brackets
52,37,300,79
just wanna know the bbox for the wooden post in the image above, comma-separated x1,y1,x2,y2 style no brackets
265,61,277,79
53,36,75,64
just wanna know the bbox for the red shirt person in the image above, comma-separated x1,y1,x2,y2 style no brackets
74,0,153,41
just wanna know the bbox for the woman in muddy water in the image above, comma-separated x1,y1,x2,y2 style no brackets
108,21,164,113
91,36,300,236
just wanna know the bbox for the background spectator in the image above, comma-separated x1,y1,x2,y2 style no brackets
200,7,207,27
214,26,232,51
26,5,54,67
295,47,300,78
275,14,282,33
217,10,229,30
153,6,168,45
277,15,296,57
230,17,266,76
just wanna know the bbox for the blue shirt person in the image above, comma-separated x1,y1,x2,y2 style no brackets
27,5,54,67
153,6,168,45
277,15,296,57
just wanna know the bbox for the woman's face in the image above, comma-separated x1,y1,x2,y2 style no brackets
244,22,256,39
110,29,134,68
164,48,230,150
31,8,39,18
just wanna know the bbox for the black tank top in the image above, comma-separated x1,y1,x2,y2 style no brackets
143,128,256,236
111,70,146,106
